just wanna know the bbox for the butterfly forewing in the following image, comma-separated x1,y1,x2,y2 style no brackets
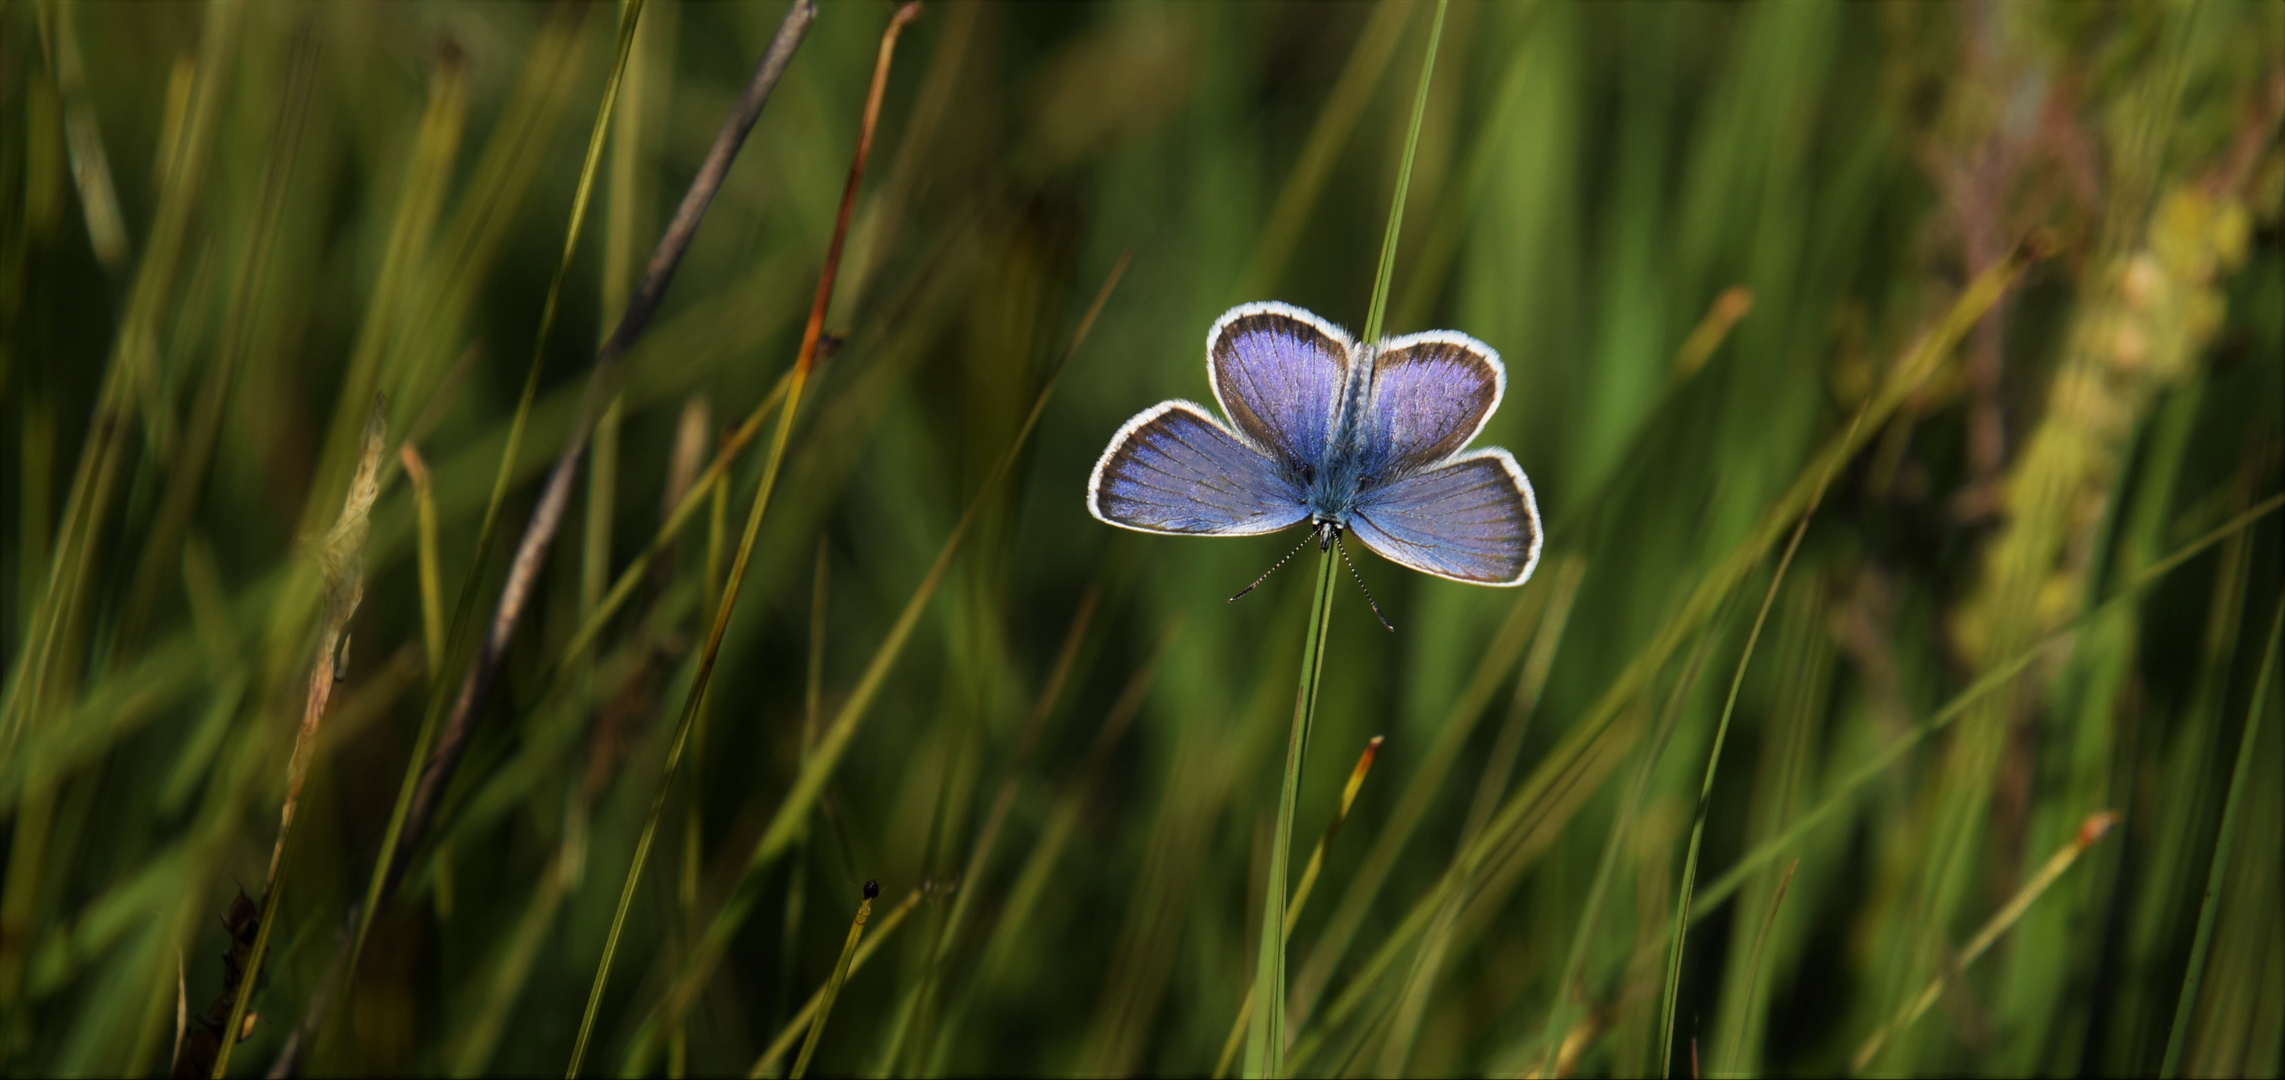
1208,302,1355,472
1088,402,1311,536
1358,331,1504,483
1347,449,1541,585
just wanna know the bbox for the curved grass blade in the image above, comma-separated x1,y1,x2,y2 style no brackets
1286,240,2038,1045
330,16,821,1055
1692,493,2284,920
210,396,387,1078
377,0,649,902
1520,623,1723,1079
398,446,447,673
788,883,879,1079
1656,407,1861,1078
2160,595,2284,1078
618,247,1131,1076
867,588,1102,1074
568,11,921,1071
1281,246,2059,1064
1852,811,2122,1072
347,0,657,993
747,890,924,1079
1721,857,1799,1071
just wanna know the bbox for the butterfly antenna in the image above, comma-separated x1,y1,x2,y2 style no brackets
1335,533,1395,632
1229,532,1316,603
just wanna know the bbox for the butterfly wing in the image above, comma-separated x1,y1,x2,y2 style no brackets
1347,449,1541,585
1088,401,1310,536
1356,330,1504,483
1208,302,1356,472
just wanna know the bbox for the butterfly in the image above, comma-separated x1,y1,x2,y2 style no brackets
1087,301,1543,612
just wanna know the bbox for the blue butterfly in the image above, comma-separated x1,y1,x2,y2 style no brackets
1088,302,1542,603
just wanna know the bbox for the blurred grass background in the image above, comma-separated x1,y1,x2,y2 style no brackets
2,1,2282,1075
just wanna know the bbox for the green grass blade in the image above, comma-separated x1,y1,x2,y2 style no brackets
1853,811,2121,1072
2161,596,2285,1078
748,890,923,1079
788,885,877,1079
1360,0,1445,349
1218,733,1382,1078
618,250,1128,1075
568,357,810,1078
1693,494,2285,920
1656,408,1858,1077
348,0,645,978
1524,623,1722,1078
1237,1,1413,300
1244,545,1339,1079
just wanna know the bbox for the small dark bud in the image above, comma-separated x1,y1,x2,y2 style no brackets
862,879,880,900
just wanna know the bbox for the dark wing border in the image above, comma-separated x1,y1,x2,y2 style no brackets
1347,447,1542,586
1362,328,1506,478
1206,301,1357,470
1086,400,1311,537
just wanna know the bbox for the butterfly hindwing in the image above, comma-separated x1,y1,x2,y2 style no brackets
1347,448,1541,585
1208,302,1355,472
1088,401,1310,536
1358,330,1504,483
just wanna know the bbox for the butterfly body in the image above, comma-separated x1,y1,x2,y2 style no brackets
1089,302,1541,587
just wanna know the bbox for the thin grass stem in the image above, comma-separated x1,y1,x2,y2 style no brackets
1852,812,2122,1071
344,1,659,998
1245,544,1340,1079
1247,8,1444,1073
379,0,647,896
618,248,1131,1076
568,10,917,1073
568,333,806,1080
1693,493,2284,919
211,396,387,1079
789,882,879,1079
2160,595,2284,1078
748,890,924,1079
398,445,446,673
1460,555,1585,848
1721,857,1799,1070
1657,407,1861,1077
1216,735,1385,1079
1359,0,1445,350
1529,626,1723,1078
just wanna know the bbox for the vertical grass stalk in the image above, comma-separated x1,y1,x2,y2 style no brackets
1218,735,1384,1078
211,396,388,1079
789,881,879,1079
1245,545,1341,1078
566,8,920,1074
1245,4,1444,1076
2160,596,2284,1078
1656,409,1859,1077
346,0,649,985
748,890,924,1079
